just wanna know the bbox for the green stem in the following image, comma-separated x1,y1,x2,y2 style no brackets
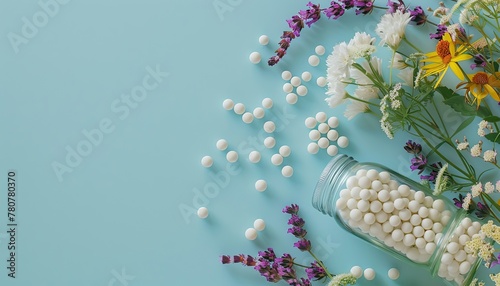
403,38,423,53
481,193,500,224
293,262,312,268
308,250,333,279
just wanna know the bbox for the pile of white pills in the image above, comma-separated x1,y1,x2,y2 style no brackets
336,168,453,264
305,112,347,156
437,217,480,284
282,71,310,103
245,218,267,240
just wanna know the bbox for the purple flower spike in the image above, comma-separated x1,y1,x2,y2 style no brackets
221,255,231,264
409,6,427,25
410,154,427,174
294,239,312,251
300,278,312,286
471,54,487,70
404,140,422,154
287,15,305,37
288,214,305,227
490,253,500,268
301,2,322,27
283,204,300,214
453,194,464,209
324,2,345,19
288,226,308,238
430,24,447,40
340,0,355,9
353,0,374,15
387,0,406,14
275,253,294,268
306,261,328,280
475,202,490,219
420,162,442,183
258,248,277,262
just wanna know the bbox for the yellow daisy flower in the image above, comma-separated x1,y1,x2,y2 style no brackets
421,32,472,88
457,72,500,107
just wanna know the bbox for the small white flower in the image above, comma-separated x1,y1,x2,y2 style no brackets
328,273,357,286
485,182,495,194
414,68,424,88
471,142,482,157
391,100,402,109
447,23,461,41
375,10,412,50
478,129,486,137
457,142,469,150
398,67,414,87
463,193,472,211
390,53,407,69
483,150,497,163
344,99,369,120
479,120,488,129
471,182,483,198
433,164,449,196
496,180,500,192
348,32,376,59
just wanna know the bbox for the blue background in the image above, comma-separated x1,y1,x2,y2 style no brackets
0,0,494,285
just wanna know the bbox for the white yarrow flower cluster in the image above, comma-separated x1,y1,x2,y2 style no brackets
483,150,497,163
471,182,483,198
327,273,357,286
375,10,412,50
471,141,483,157
485,182,495,194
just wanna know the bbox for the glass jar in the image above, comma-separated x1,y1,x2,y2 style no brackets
312,155,482,286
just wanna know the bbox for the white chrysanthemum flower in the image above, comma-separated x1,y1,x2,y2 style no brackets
326,81,348,108
328,273,357,286
398,67,414,87
348,32,376,59
327,42,352,81
344,99,369,120
471,182,483,198
355,86,378,100
484,150,497,163
485,182,495,194
375,10,412,50
390,53,407,69
471,142,482,157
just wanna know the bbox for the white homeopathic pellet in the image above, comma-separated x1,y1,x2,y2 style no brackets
316,76,327,87
264,121,276,133
308,55,320,66
281,165,294,177
350,266,363,278
315,45,326,55
286,93,298,104
315,112,327,123
387,268,400,280
226,151,239,163
245,228,258,240
328,116,340,128
262,98,273,109
216,139,228,151
318,137,330,149
264,137,276,148
242,112,254,123
255,179,267,192
222,99,234,110
327,145,338,156
296,85,308,96
279,145,291,157
301,71,312,82
254,219,266,231
248,151,261,163
337,136,349,148
197,207,209,219
318,123,330,134
201,156,213,167
249,52,261,64
253,107,265,119
305,117,317,129
283,83,294,93
364,268,376,280
309,130,321,141
271,154,284,165
233,103,245,115
307,142,319,154
327,130,339,141
291,76,301,87
258,35,269,45
281,70,292,81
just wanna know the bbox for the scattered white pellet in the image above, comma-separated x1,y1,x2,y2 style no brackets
283,83,293,93
201,156,213,167
197,207,209,219
249,52,261,64
245,228,258,240
318,123,330,134
253,107,265,119
262,98,273,109
301,71,312,82
264,137,276,148
264,121,276,133
316,76,327,87
222,99,234,110
337,136,349,148
305,117,317,129
279,145,291,157
248,151,261,163
254,219,266,231
255,179,267,192
234,103,245,115
226,151,239,163
388,268,400,280
286,93,298,104
281,165,293,177
242,112,254,123
309,130,321,141
364,268,376,280
308,55,320,66
327,145,338,156
281,70,292,81
258,35,269,45
307,142,319,154
290,76,301,87
328,116,339,128
315,45,325,55
327,130,339,141
315,112,327,123
296,85,308,96
271,154,284,166
216,139,228,151
318,137,330,149
350,266,363,278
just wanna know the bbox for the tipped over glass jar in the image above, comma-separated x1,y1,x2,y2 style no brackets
312,155,482,286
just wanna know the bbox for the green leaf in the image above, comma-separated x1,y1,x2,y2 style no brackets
435,86,456,100
482,115,500,122
451,116,475,137
477,105,493,118
485,132,500,143
442,96,478,116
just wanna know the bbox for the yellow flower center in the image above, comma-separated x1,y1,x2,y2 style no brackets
436,40,451,64
472,72,488,85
